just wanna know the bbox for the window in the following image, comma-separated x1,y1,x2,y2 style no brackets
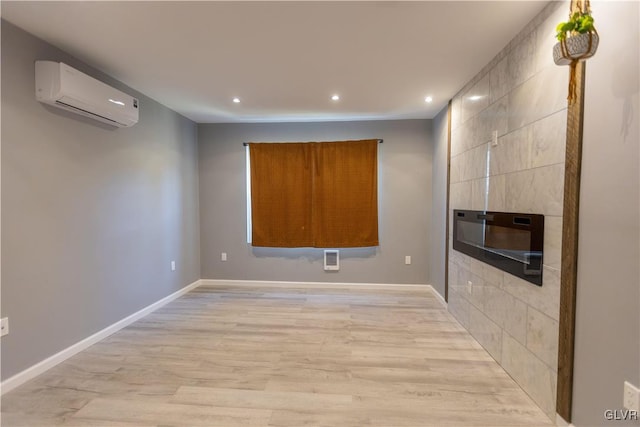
246,140,379,248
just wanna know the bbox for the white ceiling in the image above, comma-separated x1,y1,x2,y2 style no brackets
2,1,549,124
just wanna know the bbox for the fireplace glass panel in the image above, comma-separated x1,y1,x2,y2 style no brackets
453,210,544,286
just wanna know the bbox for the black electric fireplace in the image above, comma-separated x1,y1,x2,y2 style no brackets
453,210,544,286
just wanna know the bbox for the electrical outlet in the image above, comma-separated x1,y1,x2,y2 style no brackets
466,280,473,294
221,252,227,261
1,317,9,337
170,261,176,271
624,381,640,411
405,255,411,265
491,130,498,147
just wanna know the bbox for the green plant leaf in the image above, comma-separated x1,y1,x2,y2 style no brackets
555,12,595,40
560,21,576,34
580,15,595,31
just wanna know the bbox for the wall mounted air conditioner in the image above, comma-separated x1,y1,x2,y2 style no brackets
35,61,139,128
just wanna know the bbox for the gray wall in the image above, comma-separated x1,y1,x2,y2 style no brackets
430,106,448,299
572,1,640,425
1,21,200,380
199,120,432,285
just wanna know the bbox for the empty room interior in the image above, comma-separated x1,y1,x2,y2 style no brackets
1,1,639,426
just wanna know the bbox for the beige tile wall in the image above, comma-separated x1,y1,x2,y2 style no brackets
447,1,569,420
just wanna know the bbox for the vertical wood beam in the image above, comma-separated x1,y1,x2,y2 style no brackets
445,100,452,302
556,60,586,422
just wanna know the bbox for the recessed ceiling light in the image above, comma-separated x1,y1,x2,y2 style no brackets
468,95,483,101
425,96,433,103
232,97,241,103
331,94,340,101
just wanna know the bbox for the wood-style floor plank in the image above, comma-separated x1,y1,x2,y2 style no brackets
1,284,553,426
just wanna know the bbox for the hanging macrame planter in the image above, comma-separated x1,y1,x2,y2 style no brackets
553,32,599,66
552,0,599,103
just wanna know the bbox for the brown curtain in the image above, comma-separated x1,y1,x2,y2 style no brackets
312,140,378,247
249,143,313,247
249,139,378,248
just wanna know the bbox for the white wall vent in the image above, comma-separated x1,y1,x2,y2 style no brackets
324,250,339,271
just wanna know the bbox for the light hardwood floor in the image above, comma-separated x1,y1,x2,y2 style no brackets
1,284,553,426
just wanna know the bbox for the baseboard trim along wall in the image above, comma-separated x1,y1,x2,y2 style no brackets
556,413,575,427
0,279,201,395
200,278,432,291
431,287,447,308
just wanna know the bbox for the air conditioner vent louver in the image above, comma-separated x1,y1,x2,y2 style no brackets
55,100,120,125
324,250,339,271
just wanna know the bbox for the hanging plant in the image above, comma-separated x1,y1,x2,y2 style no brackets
552,2,599,103
553,10,599,66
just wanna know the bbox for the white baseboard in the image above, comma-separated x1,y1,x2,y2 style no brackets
431,288,447,308
555,413,575,427
200,278,432,292
0,279,201,395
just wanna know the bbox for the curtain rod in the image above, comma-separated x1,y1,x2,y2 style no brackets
243,139,383,146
